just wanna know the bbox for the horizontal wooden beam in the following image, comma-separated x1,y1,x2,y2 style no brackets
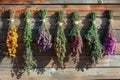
0,4,119,79
1,55,120,68
0,0,120,4
0,68,120,79
0,5,120,14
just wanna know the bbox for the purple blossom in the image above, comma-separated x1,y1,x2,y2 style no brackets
37,28,52,52
103,25,117,55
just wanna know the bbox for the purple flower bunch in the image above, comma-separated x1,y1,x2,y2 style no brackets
103,25,117,55
37,9,52,52
103,10,117,55
37,28,52,52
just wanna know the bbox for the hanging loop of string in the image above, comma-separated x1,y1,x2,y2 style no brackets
10,9,15,23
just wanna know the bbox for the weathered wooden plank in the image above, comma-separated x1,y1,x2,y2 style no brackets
0,68,120,79
0,5,120,17
64,0,98,3
65,68,120,79
0,0,120,4
53,68,120,79
0,10,120,19
0,68,53,79
0,0,64,4
65,0,120,4
103,0,120,3
1,54,120,68
0,4,119,79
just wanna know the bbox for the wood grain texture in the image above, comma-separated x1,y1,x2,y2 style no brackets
0,68,120,79
0,4,119,79
1,55,120,68
0,0,120,4
0,5,120,13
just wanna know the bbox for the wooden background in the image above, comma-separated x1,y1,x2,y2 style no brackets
0,0,120,4
0,1,120,80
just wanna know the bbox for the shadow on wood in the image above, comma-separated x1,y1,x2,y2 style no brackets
0,10,9,63
76,13,92,71
10,13,25,79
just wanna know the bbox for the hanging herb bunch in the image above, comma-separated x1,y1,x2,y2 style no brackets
103,10,117,55
24,10,37,74
6,9,18,58
37,9,52,52
85,12,102,65
69,11,83,61
54,10,66,68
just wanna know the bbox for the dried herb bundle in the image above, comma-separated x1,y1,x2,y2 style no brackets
24,10,37,74
54,10,66,68
103,10,117,55
69,11,83,60
37,9,52,52
85,12,102,65
6,9,18,58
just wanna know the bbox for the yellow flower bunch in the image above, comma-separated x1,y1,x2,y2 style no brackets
6,24,18,57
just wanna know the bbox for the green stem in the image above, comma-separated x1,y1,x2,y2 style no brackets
91,12,97,21
108,10,113,19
